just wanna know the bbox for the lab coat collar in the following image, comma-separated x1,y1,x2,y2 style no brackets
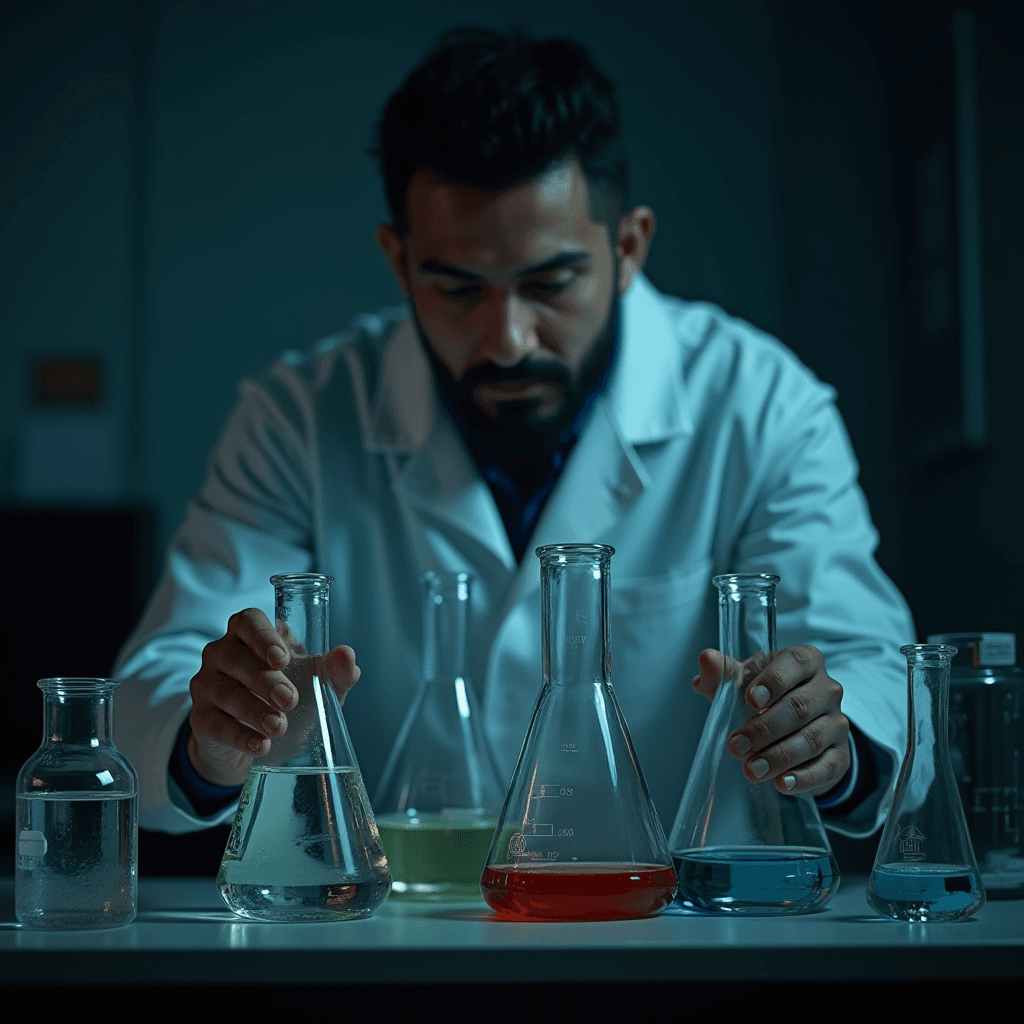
364,273,692,574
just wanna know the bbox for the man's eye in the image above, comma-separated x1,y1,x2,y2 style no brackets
522,277,572,297
439,283,481,299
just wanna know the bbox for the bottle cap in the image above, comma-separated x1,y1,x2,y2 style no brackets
926,632,1016,667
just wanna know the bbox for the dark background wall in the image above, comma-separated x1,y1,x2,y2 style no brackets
2,0,1021,873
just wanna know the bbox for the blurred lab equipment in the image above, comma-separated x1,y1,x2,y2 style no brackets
16,678,138,929
217,573,391,922
927,632,1022,899
669,574,839,914
866,644,985,922
480,544,676,921
374,571,505,901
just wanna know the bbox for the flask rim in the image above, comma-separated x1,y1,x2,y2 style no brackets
536,543,615,562
37,677,120,692
900,643,958,660
269,572,335,587
712,573,780,590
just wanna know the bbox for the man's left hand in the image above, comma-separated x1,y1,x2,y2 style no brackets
692,645,850,796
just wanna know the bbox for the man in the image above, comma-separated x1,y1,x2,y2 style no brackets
114,28,913,835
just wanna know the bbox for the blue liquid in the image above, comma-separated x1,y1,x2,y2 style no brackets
866,864,984,922
674,847,838,915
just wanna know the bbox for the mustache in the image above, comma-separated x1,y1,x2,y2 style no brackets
460,358,573,389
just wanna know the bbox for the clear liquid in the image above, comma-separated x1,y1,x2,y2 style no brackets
16,792,137,930
867,863,985,922
674,846,838,915
376,812,496,901
217,766,391,922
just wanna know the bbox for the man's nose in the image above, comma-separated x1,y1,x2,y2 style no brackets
477,291,539,368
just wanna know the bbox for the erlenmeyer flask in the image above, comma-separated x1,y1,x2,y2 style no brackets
480,544,677,921
866,644,985,922
668,573,839,914
217,573,391,922
374,571,505,901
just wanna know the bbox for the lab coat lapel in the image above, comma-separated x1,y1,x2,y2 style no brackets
364,318,515,570
504,273,692,607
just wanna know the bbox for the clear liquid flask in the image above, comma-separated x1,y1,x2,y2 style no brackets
16,678,139,930
668,574,839,915
866,644,986,922
374,571,505,901
217,573,391,922
480,544,677,921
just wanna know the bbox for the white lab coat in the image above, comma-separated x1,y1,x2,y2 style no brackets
114,273,913,838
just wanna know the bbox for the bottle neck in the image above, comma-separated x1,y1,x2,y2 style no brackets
42,692,113,747
541,558,611,686
716,583,777,683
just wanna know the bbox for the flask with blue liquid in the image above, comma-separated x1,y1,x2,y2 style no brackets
866,644,985,922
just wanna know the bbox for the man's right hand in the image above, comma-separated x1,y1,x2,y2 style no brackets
187,608,360,787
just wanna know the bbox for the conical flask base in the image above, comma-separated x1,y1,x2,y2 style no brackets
217,765,391,923
673,846,838,915
480,862,677,921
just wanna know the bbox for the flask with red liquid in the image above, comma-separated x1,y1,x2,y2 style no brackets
480,544,677,920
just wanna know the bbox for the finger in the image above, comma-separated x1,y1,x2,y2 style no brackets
212,633,298,711
228,608,291,672
190,701,273,759
691,649,724,699
326,645,361,706
198,669,291,741
742,712,851,785
745,645,824,711
774,736,852,796
729,674,843,756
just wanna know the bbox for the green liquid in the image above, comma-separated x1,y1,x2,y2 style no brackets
376,812,496,902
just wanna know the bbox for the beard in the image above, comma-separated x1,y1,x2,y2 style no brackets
412,290,619,456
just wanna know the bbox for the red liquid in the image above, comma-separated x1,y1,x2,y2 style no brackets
480,862,678,921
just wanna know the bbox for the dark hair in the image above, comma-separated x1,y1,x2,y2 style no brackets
370,27,628,236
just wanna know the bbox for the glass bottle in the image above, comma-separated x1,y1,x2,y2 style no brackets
374,571,505,901
668,574,839,915
217,573,391,922
480,544,677,921
16,678,138,929
928,632,1023,899
867,644,985,922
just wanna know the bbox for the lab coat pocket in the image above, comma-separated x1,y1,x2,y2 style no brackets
610,559,716,750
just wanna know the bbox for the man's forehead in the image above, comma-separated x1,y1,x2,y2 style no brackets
405,160,600,254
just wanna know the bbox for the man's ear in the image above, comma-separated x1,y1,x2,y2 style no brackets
615,205,656,295
375,224,410,299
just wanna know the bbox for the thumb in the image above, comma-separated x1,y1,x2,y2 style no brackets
325,644,361,707
692,648,725,701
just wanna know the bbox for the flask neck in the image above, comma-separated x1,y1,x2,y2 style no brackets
423,576,470,684
273,577,331,657
42,692,114,747
541,554,611,687
715,577,778,681
907,661,952,758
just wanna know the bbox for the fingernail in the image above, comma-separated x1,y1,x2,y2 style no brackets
248,737,266,754
783,775,797,791
750,758,770,779
262,712,282,735
751,685,771,709
268,645,287,667
729,735,752,756
271,683,294,709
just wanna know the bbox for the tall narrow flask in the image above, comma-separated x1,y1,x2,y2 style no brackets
928,632,1023,899
217,573,391,922
669,574,839,914
866,644,985,922
374,571,505,901
16,678,138,929
480,544,677,921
